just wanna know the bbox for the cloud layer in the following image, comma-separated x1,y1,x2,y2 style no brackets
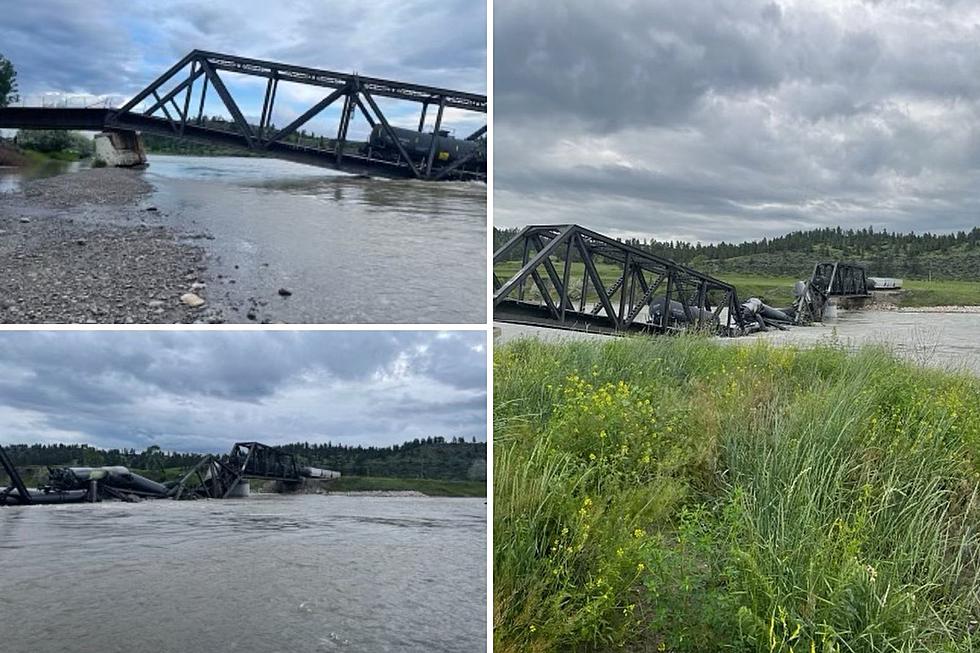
495,0,980,243
0,331,487,452
0,1,485,137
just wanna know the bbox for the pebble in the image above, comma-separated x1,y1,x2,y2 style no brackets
278,287,293,297
180,292,206,308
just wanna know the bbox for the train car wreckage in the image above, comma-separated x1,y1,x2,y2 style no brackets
493,225,872,336
1,441,340,506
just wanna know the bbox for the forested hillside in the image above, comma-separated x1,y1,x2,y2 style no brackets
494,226,980,280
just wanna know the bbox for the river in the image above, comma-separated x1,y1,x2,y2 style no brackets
495,309,980,376
1,155,487,323
0,495,486,653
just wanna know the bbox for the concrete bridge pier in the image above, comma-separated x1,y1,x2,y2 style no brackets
93,130,147,167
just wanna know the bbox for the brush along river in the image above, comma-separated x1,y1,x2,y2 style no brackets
0,155,486,324
0,495,486,653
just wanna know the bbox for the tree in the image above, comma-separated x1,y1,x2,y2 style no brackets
0,53,18,107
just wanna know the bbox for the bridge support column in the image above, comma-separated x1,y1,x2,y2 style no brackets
93,130,147,168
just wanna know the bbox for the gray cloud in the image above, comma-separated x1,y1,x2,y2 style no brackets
0,331,486,452
495,0,980,243
0,1,486,101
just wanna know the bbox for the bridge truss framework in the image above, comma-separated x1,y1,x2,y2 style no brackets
794,261,871,323
0,50,486,181
493,225,746,336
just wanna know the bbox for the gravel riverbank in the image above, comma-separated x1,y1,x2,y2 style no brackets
0,168,225,323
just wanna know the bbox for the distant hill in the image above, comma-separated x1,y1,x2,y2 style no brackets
494,226,980,281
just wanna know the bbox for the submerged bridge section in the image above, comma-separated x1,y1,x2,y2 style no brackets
794,261,871,323
0,50,486,181
493,225,745,336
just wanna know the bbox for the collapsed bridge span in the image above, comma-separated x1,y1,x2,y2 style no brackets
494,225,875,337
0,441,340,506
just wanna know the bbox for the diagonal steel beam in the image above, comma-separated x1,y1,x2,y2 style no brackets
433,146,484,180
532,234,575,312
465,125,487,141
578,233,619,328
360,88,422,178
264,85,348,147
118,51,197,114
493,225,576,305
200,59,255,147
144,66,205,117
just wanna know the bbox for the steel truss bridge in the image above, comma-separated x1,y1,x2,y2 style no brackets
0,50,486,181
794,261,871,323
493,225,746,336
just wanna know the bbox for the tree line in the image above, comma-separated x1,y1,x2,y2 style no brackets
1,437,487,482
494,225,980,280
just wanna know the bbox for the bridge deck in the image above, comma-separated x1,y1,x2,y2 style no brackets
0,107,473,180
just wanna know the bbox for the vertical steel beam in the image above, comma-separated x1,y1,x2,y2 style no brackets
259,75,274,140
196,73,209,125
618,253,631,321
179,61,197,136
424,97,446,178
417,102,428,131
560,237,573,323
518,237,531,301
336,92,353,163
661,272,673,331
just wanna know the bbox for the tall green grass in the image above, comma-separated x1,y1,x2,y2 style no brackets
494,336,980,652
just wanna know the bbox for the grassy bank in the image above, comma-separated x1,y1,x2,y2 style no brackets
494,336,980,652
323,475,486,497
717,274,980,308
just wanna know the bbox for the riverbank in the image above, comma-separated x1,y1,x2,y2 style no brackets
0,167,229,323
0,139,88,166
321,476,486,497
721,273,980,308
494,336,980,652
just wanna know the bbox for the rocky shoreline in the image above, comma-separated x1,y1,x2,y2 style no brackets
0,168,226,323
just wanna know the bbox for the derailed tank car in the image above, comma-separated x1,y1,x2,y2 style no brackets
364,125,484,168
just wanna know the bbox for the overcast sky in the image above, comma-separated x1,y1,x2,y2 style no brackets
0,331,486,453
0,0,485,139
495,0,980,244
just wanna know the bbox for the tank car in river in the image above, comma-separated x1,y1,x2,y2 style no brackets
364,125,485,169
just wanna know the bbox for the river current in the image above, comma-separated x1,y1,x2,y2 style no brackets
0,495,487,653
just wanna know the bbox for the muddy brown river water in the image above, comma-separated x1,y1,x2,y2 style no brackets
0,495,487,653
